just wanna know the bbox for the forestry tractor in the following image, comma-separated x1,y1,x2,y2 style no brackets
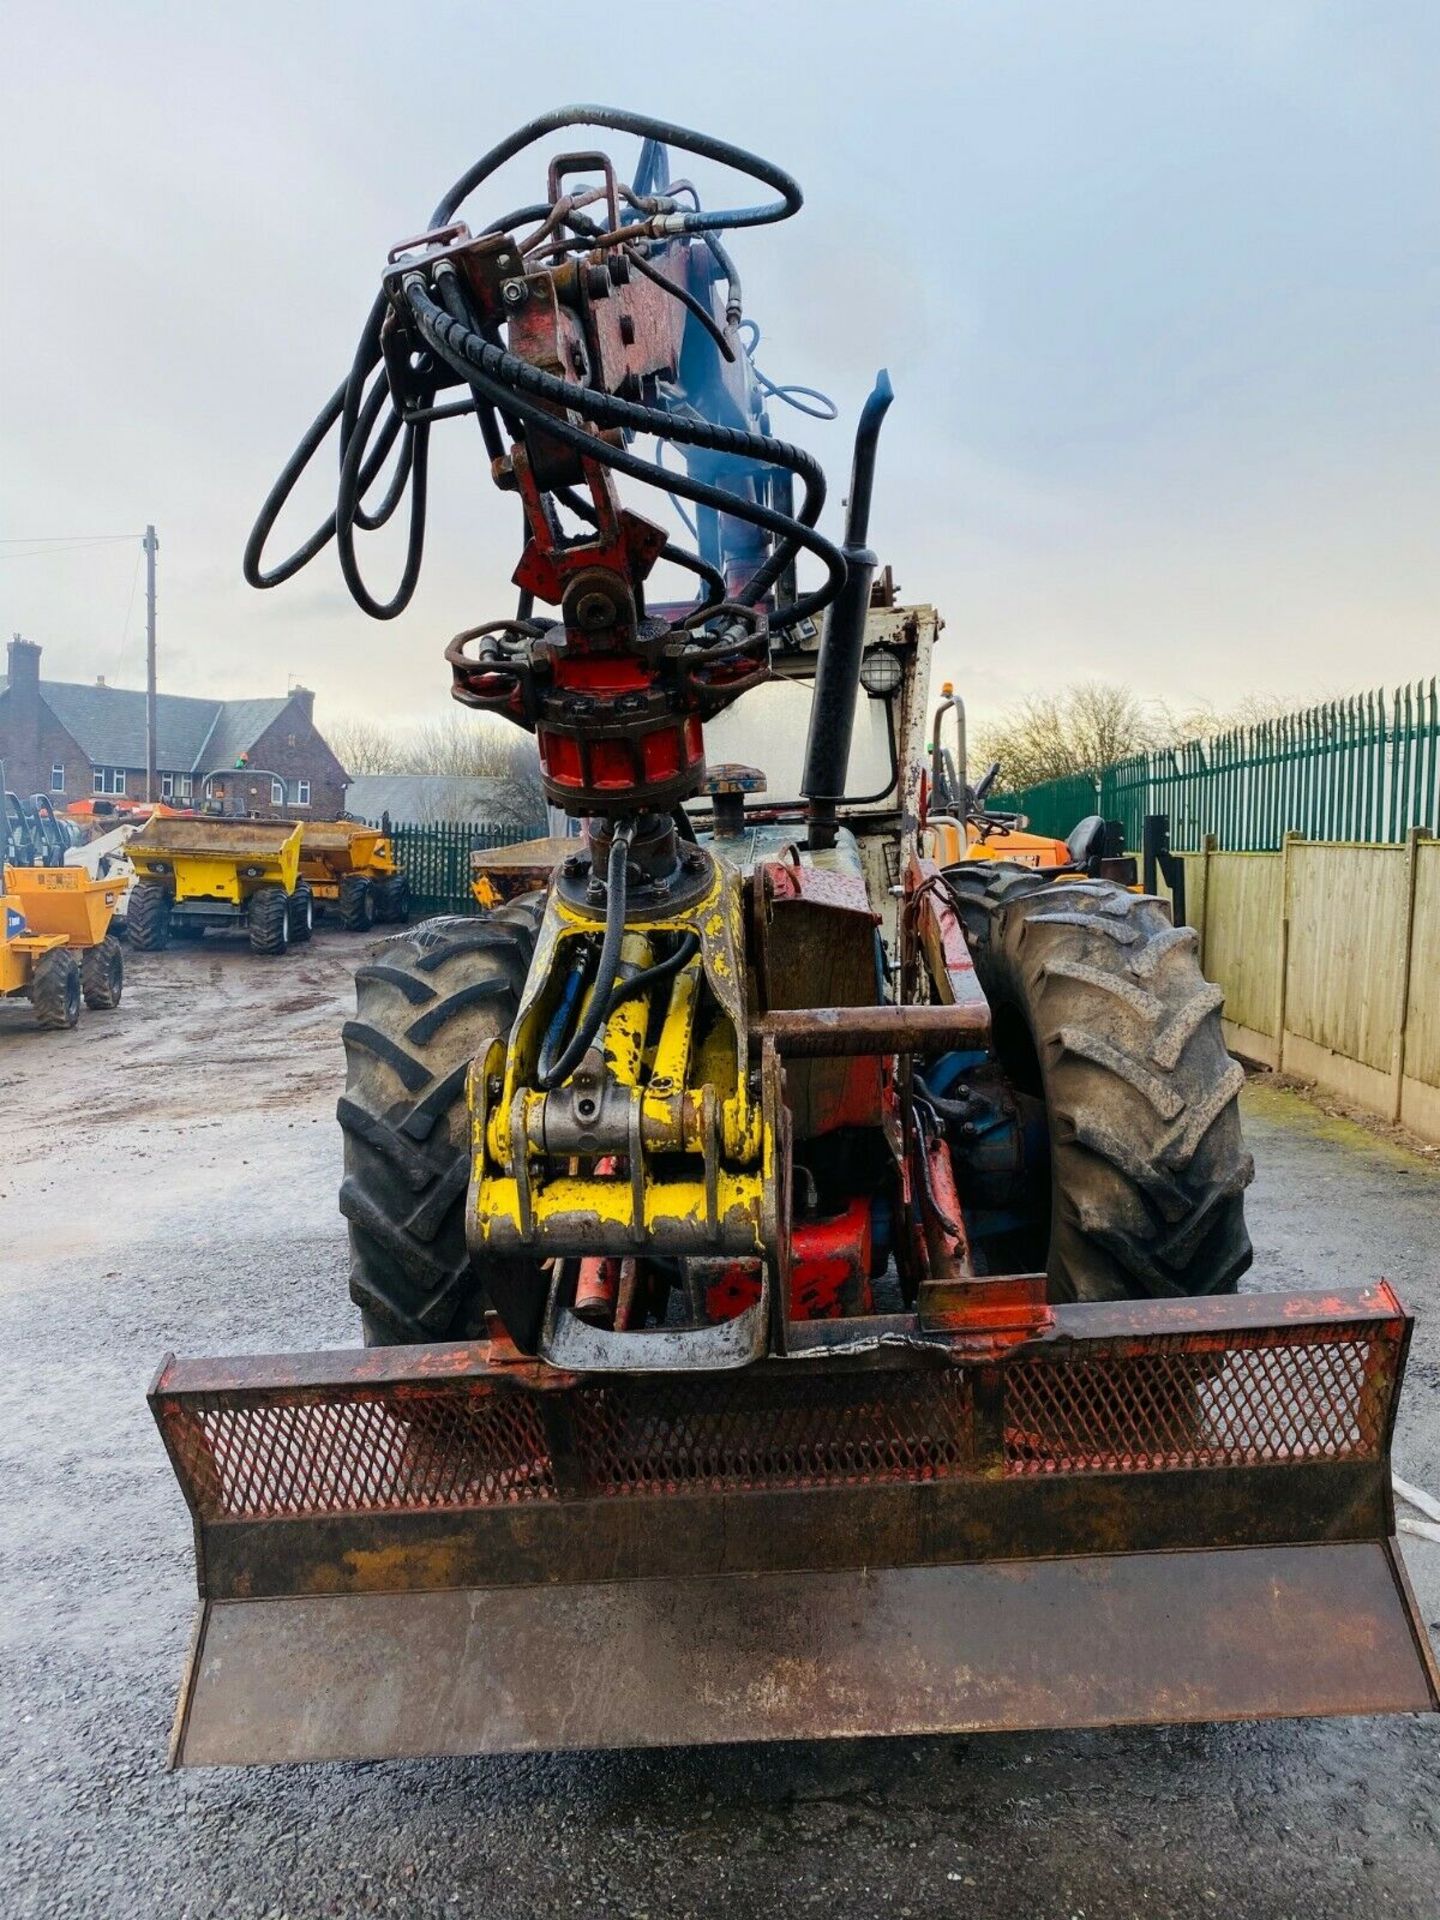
151,109,1436,1765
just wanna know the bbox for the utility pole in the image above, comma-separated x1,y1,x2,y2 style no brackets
143,524,158,801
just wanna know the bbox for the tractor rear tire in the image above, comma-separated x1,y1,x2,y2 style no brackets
126,881,171,952
947,863,1253,1302
32,949,81,1030
288,884,314,944
81,935,124,1010
338,900,544,1346
339,875,374,932
248,884,290,956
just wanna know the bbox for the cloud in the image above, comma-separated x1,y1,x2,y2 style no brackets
3,1,1436,737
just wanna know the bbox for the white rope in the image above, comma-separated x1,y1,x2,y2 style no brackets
1393,1473,1440,1545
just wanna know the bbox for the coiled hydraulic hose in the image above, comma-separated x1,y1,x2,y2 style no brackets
244,107,841,631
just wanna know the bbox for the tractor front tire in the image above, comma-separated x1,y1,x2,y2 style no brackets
32,949,81,1030
948,864,1254,1302
339,875,374,931
81,935,124,1010
338,901,543,1346
126,881,171,952
248,884,290,956
288,884,314,944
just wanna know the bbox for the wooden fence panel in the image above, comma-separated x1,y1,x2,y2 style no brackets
1402,841,1440,1137
1170,836,1438,1142
1284,844,1407,1076
1200,854,1282,1049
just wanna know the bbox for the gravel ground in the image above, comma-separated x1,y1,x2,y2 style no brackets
2,931,1437,1919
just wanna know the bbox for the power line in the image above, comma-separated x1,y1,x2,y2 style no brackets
0,538,148,562
0,533,142,545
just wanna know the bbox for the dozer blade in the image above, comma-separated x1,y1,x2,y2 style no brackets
150,1285,1438,1766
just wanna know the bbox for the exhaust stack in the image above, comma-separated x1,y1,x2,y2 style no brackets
802,370,895,848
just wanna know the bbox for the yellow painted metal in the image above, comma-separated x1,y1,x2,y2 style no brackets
649,954,702,1096
473,857,767,1258
297,823,397,899
3,866,123,948
478,1170,763,1254
603,935,654,1088
470,836,573,911
0,891,69,998
127,818,301,902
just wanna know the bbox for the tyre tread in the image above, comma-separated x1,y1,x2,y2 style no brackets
337,896,543,1342
949,861,1253,1301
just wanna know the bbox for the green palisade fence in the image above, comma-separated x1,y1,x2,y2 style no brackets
984,772,1099,841
990,678,1439,851
367,819,542,916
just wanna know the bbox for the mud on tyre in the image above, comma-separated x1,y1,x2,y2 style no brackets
31,948,81,1029
339,874,374,932
288,883,314,944
248,883,290,956
338,898,543,1344
946,863,1254,1302
81,934,124,1010
126,880,170,952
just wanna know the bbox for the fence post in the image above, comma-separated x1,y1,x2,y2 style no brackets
1198,832,1216,971
1275,831,1298,1072
1390,825,1428,1124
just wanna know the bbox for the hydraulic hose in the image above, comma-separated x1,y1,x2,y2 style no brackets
405,281,846,628
534,825,633,1091
244,109,813,618
426,105,803,237
333,370,431,620
603,931,700,1016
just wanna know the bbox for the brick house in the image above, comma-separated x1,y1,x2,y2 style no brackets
0,635,348,819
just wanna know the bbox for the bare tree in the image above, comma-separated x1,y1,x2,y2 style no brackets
1170,690,1303,739
326,714,399,776
404,715,525,778
974,682,1165,790
325,710,547,825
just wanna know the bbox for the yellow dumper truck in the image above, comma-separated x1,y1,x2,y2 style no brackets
125,817,308,955
1,866,126,1028
297,822,409,929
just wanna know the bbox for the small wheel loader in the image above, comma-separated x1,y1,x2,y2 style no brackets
151,110,1438,1766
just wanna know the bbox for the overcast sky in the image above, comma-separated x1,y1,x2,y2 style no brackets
2,1,1436,735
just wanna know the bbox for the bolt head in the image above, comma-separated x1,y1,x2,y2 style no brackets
501,278,528,307
574,590,616,631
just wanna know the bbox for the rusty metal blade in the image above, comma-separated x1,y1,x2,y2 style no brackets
172,1542,1437,1765
151,1284,1440,1765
